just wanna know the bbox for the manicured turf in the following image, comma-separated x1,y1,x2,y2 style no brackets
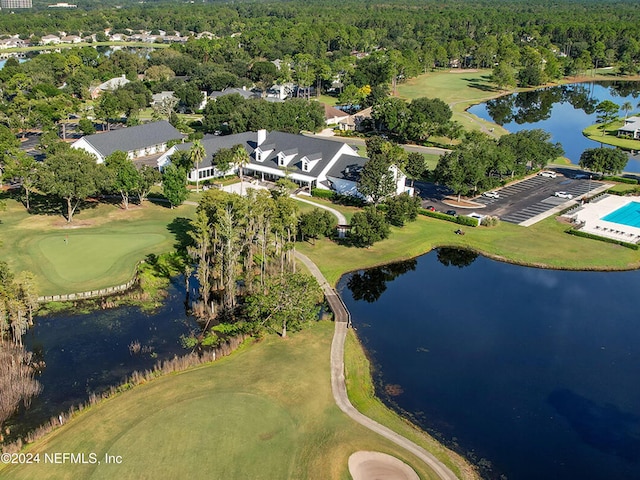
0,194,196,295
583,121,640,150
0,322,471,480
396,69,511,135
297,214,640,286
36,234,166,285
397,69,501,105
293,195,360,223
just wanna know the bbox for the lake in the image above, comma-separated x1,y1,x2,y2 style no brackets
7,278,197,440
338,250,640,480
468,81,640,174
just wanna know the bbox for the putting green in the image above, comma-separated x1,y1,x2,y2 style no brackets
33,233,166,292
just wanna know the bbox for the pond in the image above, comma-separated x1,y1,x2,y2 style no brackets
338,250,640,480
6,278,197,440
468,81,640,174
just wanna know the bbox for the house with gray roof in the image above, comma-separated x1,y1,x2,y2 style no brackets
71,121,183,164
89,74,131,99
209,87,261,101
157,129,410,197
618,116,640,139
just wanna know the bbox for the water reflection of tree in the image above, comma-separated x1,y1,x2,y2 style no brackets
605,81,640,99
485,84,600,125
347,259,417,303
436,248,478,268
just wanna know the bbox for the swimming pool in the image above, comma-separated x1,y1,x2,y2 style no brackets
602,201,640,228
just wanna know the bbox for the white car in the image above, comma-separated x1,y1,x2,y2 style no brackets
538,170,557,178
554,191,573,199
483,191,500,199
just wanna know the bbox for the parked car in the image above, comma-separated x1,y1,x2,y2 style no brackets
554,191,573,199
538,170,557,178
483,191,500,199
425,205,436,211
446,210,457,217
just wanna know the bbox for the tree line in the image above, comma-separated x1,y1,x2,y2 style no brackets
0,262,41,438
434,130,564,199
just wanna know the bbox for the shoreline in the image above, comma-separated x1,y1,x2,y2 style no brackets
318,240,640,290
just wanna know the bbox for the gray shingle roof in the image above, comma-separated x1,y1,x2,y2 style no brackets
325,154,367,181
178,131,368,180
172,132,256,169
80,121,183,158
253,131,347,177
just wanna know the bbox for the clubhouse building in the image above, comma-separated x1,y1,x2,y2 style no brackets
71,121,183,164
157,129,411,197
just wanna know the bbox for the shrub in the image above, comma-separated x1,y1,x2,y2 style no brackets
456,215,480,227
481,215,500,227
311,188,335,200
333,193,366,207
418,208,478,227
604,176,638,185
418,208,457,222
566,229,639,250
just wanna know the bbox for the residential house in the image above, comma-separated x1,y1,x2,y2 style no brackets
40,35,61,45
60,35,82,44
0,37,26,49
109,33,128,42
323,104,350,126
157,129,410,198
151,91,178,106
89,74,130,99
339,106,373,132
617,116,640,139
209,87,261,101
72,121,183,164
266,83,294,101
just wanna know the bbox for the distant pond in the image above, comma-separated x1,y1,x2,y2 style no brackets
468,81,640,173
338,250,640,480
7,278,197,440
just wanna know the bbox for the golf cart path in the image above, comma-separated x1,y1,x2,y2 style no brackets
292,196,347,225
295,251,459,480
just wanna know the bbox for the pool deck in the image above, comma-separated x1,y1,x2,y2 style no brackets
564,195,640,244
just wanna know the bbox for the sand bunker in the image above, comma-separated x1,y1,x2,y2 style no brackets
348,451,420,480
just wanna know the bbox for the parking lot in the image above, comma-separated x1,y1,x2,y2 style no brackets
415,170,611,226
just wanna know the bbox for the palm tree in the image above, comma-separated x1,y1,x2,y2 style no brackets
189,139,206,193
231,144,250,195
622,101,633,120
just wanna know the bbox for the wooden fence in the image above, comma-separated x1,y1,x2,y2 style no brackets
37,264,142,303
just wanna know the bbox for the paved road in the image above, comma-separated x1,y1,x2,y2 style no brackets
292,195,347,225
296,251,460,480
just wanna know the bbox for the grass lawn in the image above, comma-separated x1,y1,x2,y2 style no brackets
422,153,443,171
0,322,472,480
293,195,361,223
396,69,511,135
297,214,640,286
608,183,640,194
397,69,500,105
0,193,196,295
583,120,640,150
